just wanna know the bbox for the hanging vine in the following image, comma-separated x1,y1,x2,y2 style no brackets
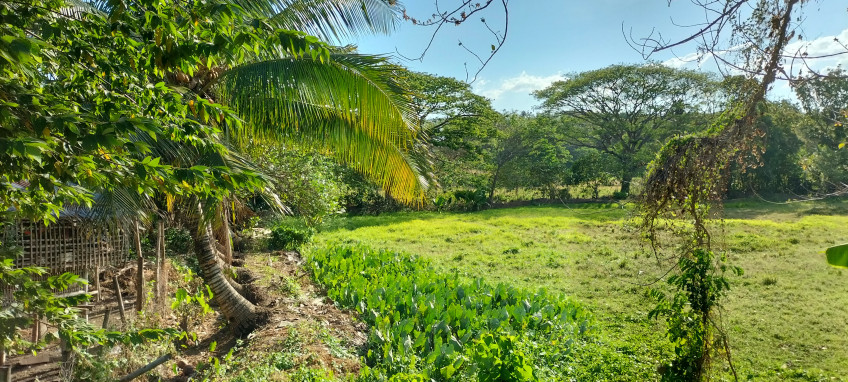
638,1,801,380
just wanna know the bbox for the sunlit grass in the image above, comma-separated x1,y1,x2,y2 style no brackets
313,199,848,380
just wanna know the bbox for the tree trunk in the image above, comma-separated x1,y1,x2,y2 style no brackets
488,165,501,204
620,172,632,195
189,206,257,333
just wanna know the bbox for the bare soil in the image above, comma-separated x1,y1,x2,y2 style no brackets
8,250,367,381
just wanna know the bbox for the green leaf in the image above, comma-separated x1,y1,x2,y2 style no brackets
825,243,848,268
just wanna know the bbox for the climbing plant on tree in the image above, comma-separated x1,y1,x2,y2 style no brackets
634,0,824,379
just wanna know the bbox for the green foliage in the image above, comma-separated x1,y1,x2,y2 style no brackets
246,145,349,225
268,225,315,251
535,64,719,194
0,243,176,378
729,101,807,196
824,243,848,268
165,227,193,257
315,202,848,380
1,0,274,225
452,188,490,211
407,71,498,154
569,149,617,199
793,68,848,192
470,332,536,382
647,249,742,381
170,263,215,347
486,113,571,201
306,243,592,380
0,245,89,356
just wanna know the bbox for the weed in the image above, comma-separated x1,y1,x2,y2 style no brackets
762,276,778,286
277,276,303,298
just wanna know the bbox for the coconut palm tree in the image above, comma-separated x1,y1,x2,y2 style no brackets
70,0,429,332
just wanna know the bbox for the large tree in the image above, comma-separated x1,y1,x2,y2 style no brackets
534,64,717,194
4,0,428,333
793,68,848,191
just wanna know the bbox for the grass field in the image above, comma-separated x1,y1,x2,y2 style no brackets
312,199,848,381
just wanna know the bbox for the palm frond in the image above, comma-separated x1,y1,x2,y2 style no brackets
231,0,400,43
216,53,428,204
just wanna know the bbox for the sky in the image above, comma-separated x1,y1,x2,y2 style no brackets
347,1,848,112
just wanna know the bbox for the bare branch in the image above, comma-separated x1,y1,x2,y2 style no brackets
396,0,509,84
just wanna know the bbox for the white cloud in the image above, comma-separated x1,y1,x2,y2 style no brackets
661,28,848,75
474,71,566,101
662,52,707,69
784,28,848,75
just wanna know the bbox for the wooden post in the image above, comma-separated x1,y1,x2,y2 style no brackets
155,219,167,311
133,220,144,312
222,210,233,266
113,275,126,327
95,266,102,303
30,317,39,343
0,365,10,382
101,309,111,329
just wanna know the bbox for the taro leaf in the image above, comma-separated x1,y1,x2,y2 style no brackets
825,243,848,268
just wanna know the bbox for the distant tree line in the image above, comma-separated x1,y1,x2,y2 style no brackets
296,64,846,216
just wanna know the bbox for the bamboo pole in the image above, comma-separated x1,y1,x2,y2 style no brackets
118,354,172,382
133,220,144,312
113,275,126,327
155,219,166,310
95,266,101,303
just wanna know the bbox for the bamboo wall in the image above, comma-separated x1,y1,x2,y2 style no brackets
1,219,130,301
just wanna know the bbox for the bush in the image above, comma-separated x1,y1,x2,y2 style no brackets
267,225,314,251
452,188,489,211
611,191,629,200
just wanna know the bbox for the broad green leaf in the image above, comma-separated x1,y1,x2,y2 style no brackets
825,243,848,268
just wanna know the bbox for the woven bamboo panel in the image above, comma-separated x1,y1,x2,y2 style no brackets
1,219,130,302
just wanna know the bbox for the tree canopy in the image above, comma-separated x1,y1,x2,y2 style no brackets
534,64,718,194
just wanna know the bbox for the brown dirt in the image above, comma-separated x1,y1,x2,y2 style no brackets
8,251,366,381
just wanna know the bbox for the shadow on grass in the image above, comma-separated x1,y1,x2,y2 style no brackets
722,196,848,221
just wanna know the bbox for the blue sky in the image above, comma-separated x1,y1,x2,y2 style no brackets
349,1,848,112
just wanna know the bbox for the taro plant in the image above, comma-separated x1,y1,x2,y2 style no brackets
307,243,591,380
470,332,536,382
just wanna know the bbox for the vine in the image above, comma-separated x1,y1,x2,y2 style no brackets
638,1,801,380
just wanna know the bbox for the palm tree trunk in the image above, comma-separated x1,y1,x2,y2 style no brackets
189,206,257,333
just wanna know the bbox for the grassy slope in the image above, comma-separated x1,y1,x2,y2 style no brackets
313,200,848,380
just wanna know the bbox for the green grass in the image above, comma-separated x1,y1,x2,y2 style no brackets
314,199,848,381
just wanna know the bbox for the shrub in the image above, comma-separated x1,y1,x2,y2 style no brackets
267,225,314,251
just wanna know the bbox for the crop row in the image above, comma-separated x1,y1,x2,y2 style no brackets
307,243,594,381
